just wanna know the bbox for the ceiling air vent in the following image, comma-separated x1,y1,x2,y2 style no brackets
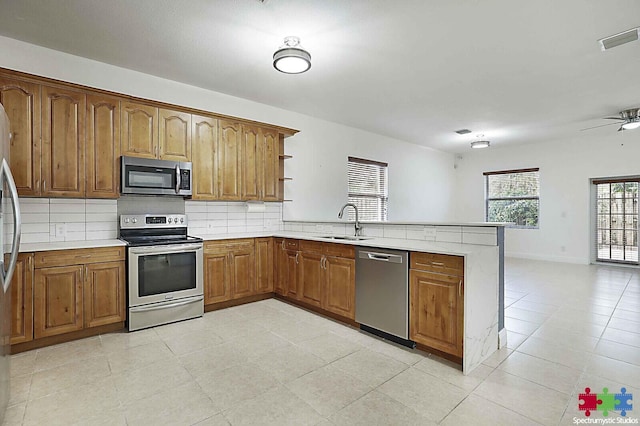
455,129,472,135
599,28,639,51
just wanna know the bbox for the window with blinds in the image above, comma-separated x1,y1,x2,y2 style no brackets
348,156,388,221
484,168,539,228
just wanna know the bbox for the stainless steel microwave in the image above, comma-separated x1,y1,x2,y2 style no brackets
121,156,192,196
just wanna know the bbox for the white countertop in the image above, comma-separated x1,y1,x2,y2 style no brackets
19,239,126,253
199,231,494,256
283,220,506,227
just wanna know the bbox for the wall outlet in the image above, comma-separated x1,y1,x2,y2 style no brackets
424,227,436,239
55,223,67,238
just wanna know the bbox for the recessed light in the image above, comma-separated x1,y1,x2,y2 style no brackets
455,129,472,135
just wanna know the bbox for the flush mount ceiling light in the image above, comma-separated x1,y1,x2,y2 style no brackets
273,36,311,74
471,140,490,149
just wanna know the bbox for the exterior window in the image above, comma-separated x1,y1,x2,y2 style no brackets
348,156,388,221
484,168,540,228
594,179,638,264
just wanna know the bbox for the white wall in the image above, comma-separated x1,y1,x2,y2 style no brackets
0,36,456,223
454,129,640,264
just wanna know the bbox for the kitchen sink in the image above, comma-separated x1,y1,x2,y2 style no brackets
319,235,372,241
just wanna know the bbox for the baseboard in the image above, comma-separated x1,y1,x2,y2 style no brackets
505,252,587,264
498,328,508,349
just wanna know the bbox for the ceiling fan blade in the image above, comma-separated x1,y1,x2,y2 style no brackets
603,117,624,120
618,125,624,132
580,122,620,131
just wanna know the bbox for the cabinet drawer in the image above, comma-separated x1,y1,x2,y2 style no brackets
226,239,255,250
283,239,299,250
299,240,323,253
324,243,354,259
35,246,125,268
410,252,463,276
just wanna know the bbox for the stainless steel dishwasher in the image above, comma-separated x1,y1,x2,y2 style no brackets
355,247,413,347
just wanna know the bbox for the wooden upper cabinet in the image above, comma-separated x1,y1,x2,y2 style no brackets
261,129,279,201
159,108,191,161
121,101,158,159
191,115,218,200
0,77,41,196
241,125,260,200
218,119,242,200
86,94,120,199
41,85,86,197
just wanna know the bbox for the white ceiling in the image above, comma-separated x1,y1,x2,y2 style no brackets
1,0,639,152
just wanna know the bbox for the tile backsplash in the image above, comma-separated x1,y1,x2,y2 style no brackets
17,198,118,244
185,201,283,236
13,198,285,244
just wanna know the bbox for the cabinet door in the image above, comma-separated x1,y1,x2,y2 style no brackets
191,114,218,200
10,253,34,345
261,129,279,201
159,108,191,161
409,270,463,357
323,256,355,319
217,119,242,200
204,251,232,304
84,261,125,328
285,250,299,298
86,94,120,198
41,85,86,197
0,77,41,196
231,247,255,299
121,101,158,159
34,265,84,339
274,239,286,295
298,252,323,308
241,125,259,200
255,238,274,293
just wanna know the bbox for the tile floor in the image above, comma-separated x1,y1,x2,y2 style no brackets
3,258,640,425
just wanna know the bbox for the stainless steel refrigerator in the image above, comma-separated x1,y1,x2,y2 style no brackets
0,104,22,423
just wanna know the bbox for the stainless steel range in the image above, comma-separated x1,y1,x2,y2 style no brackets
119,214,204,331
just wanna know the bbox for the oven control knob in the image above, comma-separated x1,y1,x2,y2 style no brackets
174,217,179,223
180,218,184,223
132,218,137,223
168,218,172,223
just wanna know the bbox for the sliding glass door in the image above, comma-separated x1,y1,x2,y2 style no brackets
595,180,639,264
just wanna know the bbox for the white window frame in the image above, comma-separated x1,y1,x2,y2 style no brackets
484,168,540,229
347,156,388,221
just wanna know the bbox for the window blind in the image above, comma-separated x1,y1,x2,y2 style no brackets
484,168,539,228
348,156,388,221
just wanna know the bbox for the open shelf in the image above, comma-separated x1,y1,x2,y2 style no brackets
279,154,292,159
279,177,292,181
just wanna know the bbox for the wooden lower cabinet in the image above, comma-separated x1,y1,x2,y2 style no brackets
274,238,286,295
409,252,464,358
84,261,126,328
298,251,323,308
204,239,256,304
25,247,125,342
34,265,84,339
323,256,355,319
296,242,355,320
255,238,274,293
10,253,34,345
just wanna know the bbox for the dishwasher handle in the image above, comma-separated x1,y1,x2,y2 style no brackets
359,251,404,263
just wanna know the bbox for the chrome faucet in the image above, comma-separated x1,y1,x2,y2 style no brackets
338,203,362,236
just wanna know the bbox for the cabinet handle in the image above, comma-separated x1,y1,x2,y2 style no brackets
295,252,299,264
431,261,445,266
43,179,46,192
458,280,462,297
76,254,92,259
281,240,285,250
155,146,158,157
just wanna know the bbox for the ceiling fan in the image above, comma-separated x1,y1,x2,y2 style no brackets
580,108,640,132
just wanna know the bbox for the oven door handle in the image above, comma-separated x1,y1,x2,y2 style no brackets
130,296,204,312
129,243,203,254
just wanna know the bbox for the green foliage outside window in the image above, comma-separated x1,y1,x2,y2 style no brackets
486,170,539,228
